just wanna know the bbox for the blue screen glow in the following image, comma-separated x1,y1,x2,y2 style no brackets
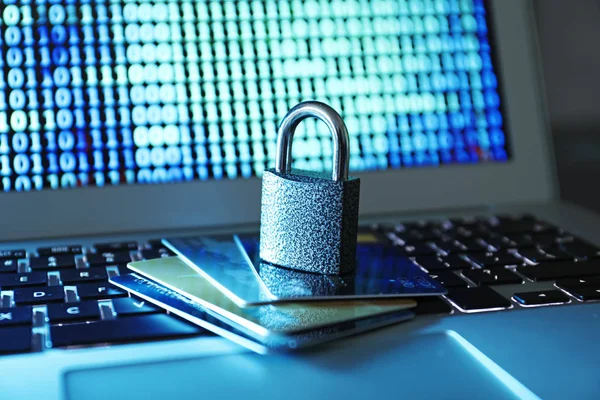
0,0,508,191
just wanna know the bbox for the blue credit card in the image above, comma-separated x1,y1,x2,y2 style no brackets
162,235,273,306
163,235,446,307
110,273,415,355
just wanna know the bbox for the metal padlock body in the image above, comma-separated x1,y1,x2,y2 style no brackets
260,167,360,275
259,101,361,275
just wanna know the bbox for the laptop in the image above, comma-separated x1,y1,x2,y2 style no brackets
1,0,598,398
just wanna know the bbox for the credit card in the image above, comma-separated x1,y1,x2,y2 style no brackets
162,235,272,306
110,273,415,354
126,256,417,336
163,235,446,307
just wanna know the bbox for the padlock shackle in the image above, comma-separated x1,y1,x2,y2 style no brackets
275,101,350,182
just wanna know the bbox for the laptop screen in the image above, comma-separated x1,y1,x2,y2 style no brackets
0,0,507,192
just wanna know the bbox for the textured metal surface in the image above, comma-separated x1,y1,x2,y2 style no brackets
260,101,359,275
259,168,360,275
275,101,350,181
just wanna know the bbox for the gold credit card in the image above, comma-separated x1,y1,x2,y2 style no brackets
128,257,416,337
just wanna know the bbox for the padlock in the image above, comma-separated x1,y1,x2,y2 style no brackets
259,101,360,275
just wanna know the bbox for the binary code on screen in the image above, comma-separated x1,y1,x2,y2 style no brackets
0,0,508,191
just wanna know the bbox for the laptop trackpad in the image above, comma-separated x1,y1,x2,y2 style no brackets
64,332,526,400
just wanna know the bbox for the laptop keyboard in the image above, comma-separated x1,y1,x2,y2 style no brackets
0,214,599,355
0,242,207,355
380,214,600,313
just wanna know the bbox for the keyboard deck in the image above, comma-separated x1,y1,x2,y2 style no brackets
1,214,599,355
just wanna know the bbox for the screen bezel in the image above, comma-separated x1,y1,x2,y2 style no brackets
0,0,557,242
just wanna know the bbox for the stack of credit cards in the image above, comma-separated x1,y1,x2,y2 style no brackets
110,235,446,354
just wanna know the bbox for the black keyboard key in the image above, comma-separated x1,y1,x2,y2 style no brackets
0,259,18,273
512,248,542,263
437,226,477,240
517,248,572,264
147,239,167,249
414,255,469,272
462,268,523,285
85,251,132,266
29,255,76,270
400,243,438,257
446,287,511,311
555,276,600,301
484,234,518,250
397,221,438,231
50,314,202,347
557,241,600,259
518,260,600,281
456,239,489,253
94,242,138,252
442,255,472,268
112,298,161,316
77,283,127,300
0,272,47,289
117,264,133,276
61,268,108,284
513,290,570,306
0,307,32,327
413,297,452,315
436,234,489,251
139,249,171,260
429,270,468,288
414,257,448,272
467,252,523,267
0,250,26,260
0,326,31,354
504,234,537,248
432,240,465,254
518,214,537,221
494,221,554,235
47,301,101,323
37,245,82,256
14,286,65,305
559,285,600,301
449,217,479,228
395,229,438,243
530,233,570,247
539,248,574,261
555,276,600,290
365,223,396,233
486,214,522,225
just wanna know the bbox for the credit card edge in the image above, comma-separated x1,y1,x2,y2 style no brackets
127,260,273,337
232,234,280,299
127,259,419,335
109,275,271,355
110,274,416,352
111,273,277,340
